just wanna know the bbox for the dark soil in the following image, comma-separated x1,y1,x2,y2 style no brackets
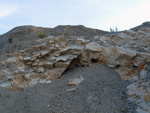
0,63,136,113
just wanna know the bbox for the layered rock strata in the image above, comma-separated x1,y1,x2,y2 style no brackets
1,27,150,112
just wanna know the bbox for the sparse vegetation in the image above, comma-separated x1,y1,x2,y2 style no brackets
38,32,46,38
110,26,118,32
8,37,13,43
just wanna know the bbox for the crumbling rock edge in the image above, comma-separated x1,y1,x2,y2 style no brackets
1,27,150,112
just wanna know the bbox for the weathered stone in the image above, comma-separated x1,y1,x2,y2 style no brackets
24,74,31,80
28,78,40,87
127,83,139,97
32,61,39,66
85,42,101,52
55,61,70,68
68,78,84,86
1,28,150,112
66,87,76,92
140,69,147,79
6,57,17,63
111,46,136,60
55,55,70,62
116,66,137,79
40,50,50,56
39,79,51,84
37,67,44,73
44,68,66,80
89,51,100,60
0,82,12,89
23,57,31,61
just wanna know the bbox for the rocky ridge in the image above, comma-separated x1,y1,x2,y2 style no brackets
0,26,150,112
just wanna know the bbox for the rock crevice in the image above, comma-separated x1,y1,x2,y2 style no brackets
1,27,150,112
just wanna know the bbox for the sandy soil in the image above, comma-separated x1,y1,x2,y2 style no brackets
0,63,136,113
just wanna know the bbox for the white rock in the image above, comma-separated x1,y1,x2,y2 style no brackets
23,57,31,61
140,69,147,79
68,78,84,86
0,82,12,88
39,79,51,84
6,57,17,63
56,55,70,62
37,67,44,73
24,74,31,80
40,50,50,56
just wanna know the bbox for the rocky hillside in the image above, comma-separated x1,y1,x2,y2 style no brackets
0,25,108,60
0,23,150,112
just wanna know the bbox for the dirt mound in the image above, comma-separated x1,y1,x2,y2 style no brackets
51,25,108,36
1,25,108,39
0,25,108,56
0,63,136,113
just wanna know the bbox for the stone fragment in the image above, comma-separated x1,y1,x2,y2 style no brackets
127,83,139,97
39,79,51,84
68,78,84,86
116,66,138,79
0,82,12,88
23,57,31,61
55,61,70,68
66,87,76,92
56,55,70,62
6,57,17,63
140,69,147,79
85,42,101,52
40,50,50,56
28,78,40,86
24,74,31,80
37,67,44,73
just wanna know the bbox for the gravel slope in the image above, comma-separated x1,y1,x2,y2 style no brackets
0,63,136,113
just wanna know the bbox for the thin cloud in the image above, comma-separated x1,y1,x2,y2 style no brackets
107,0,150,30
0,3,18,19
87,0,150,31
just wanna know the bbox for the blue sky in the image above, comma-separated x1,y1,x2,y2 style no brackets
0,0,150,34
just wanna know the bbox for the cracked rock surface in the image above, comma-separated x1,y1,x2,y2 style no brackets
1,26,150,112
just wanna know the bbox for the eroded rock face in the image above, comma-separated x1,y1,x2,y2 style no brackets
1,27,150,112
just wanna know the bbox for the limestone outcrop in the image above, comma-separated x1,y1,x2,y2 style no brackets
0,27,150,112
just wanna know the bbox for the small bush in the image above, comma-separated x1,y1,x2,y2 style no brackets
8,37,12,43
110,26,118,32
38,32,46,38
